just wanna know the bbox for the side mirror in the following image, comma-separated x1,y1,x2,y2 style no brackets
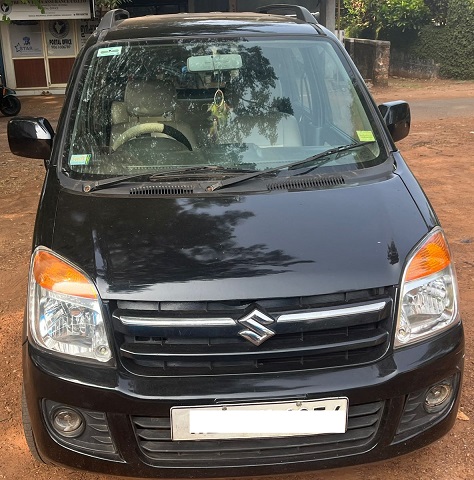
8,117,55,160
378,101,410,142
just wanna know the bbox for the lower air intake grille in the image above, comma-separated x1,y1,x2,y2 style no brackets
132,401,384,467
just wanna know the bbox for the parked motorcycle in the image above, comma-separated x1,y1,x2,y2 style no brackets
1,74,21,116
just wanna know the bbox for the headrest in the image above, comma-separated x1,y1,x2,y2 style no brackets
111,101,129,125
125,80,176,117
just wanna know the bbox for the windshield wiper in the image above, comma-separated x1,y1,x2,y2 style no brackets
83,142,374,193
84,165,253,193
207,141,376,192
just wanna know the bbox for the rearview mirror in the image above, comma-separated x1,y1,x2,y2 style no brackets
8,117,54,160
187,54,242,72
378,101,410,142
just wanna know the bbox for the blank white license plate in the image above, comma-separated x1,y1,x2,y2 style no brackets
171,397,348,441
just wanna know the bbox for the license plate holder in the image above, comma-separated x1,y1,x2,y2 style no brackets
171,397,348,441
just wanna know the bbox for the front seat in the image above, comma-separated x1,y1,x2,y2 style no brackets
217,81,302,147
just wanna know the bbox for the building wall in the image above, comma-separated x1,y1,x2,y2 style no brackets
344,38,390,87
0,0,100,93
192,0,229,11
127,0,187,16
237,0,320,11
236,0,335,30
390,49,439,80
1,17,99,93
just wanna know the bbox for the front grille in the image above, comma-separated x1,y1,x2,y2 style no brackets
132,401,384,467
112,288,394,376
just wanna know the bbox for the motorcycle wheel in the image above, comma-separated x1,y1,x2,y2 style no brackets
1,95,21,116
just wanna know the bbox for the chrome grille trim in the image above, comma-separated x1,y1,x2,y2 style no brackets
119,301,388,327
120,317,236,327
278,301,387,323
113,290,394,375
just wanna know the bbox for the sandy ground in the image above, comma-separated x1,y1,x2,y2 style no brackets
0,78,473,479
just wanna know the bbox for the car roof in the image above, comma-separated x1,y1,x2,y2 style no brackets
102,12,325,42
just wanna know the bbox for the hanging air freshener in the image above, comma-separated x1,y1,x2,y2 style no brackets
208,88,230,142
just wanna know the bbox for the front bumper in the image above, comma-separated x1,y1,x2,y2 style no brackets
23,323,464,478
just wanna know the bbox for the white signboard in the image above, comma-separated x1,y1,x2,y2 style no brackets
10,23,44,58
77,18,99,49
1,0,93,20
46,20,75,56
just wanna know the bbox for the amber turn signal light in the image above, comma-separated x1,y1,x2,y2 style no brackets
33,250,97,299
405,231,451,282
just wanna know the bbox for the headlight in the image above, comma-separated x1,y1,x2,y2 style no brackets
395,228,460,348
28,247,113,363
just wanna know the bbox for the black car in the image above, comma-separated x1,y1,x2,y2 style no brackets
9,5,464,478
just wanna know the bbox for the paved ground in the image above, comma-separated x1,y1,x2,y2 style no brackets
407,97,474,120
0,78,473,480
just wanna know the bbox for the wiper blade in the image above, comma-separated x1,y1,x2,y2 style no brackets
84,166,252,193
85,173,148,193
149,165,254,179
208,141,376,192
292,141,377,176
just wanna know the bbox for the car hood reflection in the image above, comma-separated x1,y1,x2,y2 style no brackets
51,175,428,301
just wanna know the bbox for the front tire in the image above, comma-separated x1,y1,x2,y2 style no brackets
1,95,21,116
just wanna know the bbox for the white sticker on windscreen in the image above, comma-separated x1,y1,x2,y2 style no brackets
97,46,122,57
70,154,91,166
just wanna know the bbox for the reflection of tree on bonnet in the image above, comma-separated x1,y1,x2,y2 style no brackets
50,195,314,293
103,197,313,291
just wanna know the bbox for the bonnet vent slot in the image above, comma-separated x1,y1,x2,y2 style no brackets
130,185,194,196
267,176,346,191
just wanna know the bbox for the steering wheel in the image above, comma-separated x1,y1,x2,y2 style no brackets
111,122,192,152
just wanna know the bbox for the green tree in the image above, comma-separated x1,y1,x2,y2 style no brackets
95,0,130,13
441,0,474,78
424,0,449,25
1,0,44,21
343,0,430,39
405,0,474,79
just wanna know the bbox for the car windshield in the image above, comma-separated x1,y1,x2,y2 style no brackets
65,36,386,180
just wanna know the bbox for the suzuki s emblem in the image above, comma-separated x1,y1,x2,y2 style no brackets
237,308,276,346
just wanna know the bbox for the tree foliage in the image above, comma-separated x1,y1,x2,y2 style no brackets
408,0,474,79
437,0,474,78
95,0,130,12
424,0,449,25
1,0,44,22
343,0,431,39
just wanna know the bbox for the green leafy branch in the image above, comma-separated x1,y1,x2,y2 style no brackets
1,0,44,22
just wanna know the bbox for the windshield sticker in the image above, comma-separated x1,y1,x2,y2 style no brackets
70,154,92,166
357,130,376,142
97,46,122,57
